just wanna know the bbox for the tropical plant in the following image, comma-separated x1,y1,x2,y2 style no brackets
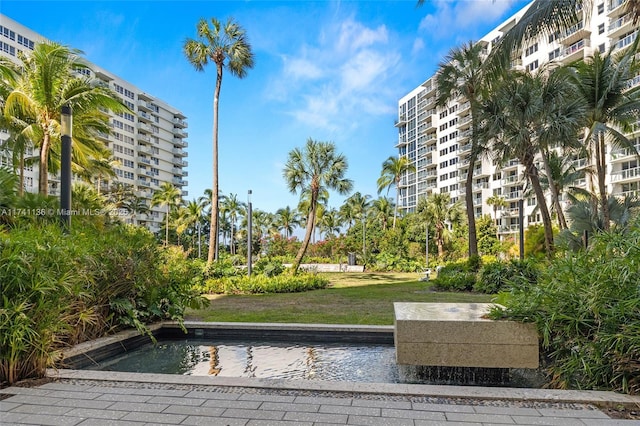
152,182,181,245
569,45,640,230
416,192,463,259
283,139,353,274
220,193,245,255
370,196,394,231
435,41,491,257
183,17,255,264
2,42,127,195
376,156,415,229
274,205,301,238
486,194,506,239
481,67,584,256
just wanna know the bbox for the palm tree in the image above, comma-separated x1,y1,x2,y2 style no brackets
283,139,353,274
298,187,329,243
376,156,415,229
486,194,507,239
569,45,640,230
492,0,640,68
435,41,491,258
220,193,245,255
183,18,255,264
318,207,342,239
371,196,394,231
275,205,301,238
539,151,585,230
175,199,205,254
122,195,150,225
2,42,127,195
416,193,463,259
152,182,181,246
482,68,583,256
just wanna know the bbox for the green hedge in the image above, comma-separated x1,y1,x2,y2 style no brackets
200,274,329,294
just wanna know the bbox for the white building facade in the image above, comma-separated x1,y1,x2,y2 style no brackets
396,0,640,237
0,14,189,234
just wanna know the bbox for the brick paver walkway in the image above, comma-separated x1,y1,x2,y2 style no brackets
2,380,639,425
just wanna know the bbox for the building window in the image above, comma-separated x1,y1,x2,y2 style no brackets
598,23,605,35
527,60,539,72
549,48,561,61
599,43,606,53
597,2,604,14
525,43,538,56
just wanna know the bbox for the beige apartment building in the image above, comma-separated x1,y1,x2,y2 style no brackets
396,0,640,237
0,14,188,234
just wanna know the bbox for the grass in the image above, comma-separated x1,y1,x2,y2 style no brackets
186,272,492,325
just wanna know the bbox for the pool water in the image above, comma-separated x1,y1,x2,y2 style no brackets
88,339,400,383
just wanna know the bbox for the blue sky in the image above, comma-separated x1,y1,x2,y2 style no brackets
2,0,529,214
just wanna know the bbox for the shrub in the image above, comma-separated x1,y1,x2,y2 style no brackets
432,259,477,291
253,258,285,277
474,259,540,294
201,273,329,294
493,225,640,394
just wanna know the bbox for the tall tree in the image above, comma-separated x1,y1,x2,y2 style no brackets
416,193,463,259
220,193,245,255
371,196,394,231
184,17,255,264
569,45,640,230
283,139,352,274
482,68,583,256
376,156,415,229
486,194,506,239
435,41,490,258
275,205,301,238
2,42,127,195
152,182,181,246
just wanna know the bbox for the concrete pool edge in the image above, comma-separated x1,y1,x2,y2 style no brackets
51,321,640,410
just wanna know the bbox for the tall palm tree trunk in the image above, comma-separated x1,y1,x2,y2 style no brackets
524,157,554,257
292,197,317,274
165,205,170,246
39,134,50,195
465,145,478,257
393,178,400,229
540,148,567,230
208,64,223,264
18,151,24,197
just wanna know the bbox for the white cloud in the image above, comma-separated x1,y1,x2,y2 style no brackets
268,15,401,134
419,0,520,40
412,38,425,56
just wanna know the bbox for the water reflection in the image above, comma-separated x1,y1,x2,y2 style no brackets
90,340,399,383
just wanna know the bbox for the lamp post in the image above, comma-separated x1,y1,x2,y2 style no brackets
60,105,72,232
361,214,366,259
196,221,202,259
247,190,252,277
425,223,429,269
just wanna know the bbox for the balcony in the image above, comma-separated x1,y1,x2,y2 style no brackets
137,133,151,143
614,31,637,51
612,166,640,182
173,137,186,146
138,100,153,112
608,0,628,18
138,111,153,123
172,147,187,156
138,122,152,134
459,143,472,153
173,128,188,138
172,177,186,186
505,190,522,200
609,14,633,38
501,175,520,185
611,145,640,160
138,157,151,165
563,38,589,63
473,182,489,191
394,114,408,127
138,145,152,155
181,190,189,197
173,117,188,128
561,22,591,46
137,178,150,188
395,136,408,148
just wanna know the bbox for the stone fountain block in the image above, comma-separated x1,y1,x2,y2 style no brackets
394,302,538,369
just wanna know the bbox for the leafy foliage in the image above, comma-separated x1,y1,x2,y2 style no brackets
199,273,329,294
493,223,640,394
474,259,540,294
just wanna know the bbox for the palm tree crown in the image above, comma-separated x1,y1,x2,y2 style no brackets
183,17,254,264
377,155,415,229
283,138,352,273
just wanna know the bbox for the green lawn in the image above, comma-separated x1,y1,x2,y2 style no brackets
187,272,492,325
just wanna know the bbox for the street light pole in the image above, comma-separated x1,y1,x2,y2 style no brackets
518,198,524,260
60,105,72,232
426,223,429,269
247,190,252,277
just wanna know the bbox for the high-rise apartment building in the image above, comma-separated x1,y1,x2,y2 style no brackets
0,14,189,234
396,0,640,237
